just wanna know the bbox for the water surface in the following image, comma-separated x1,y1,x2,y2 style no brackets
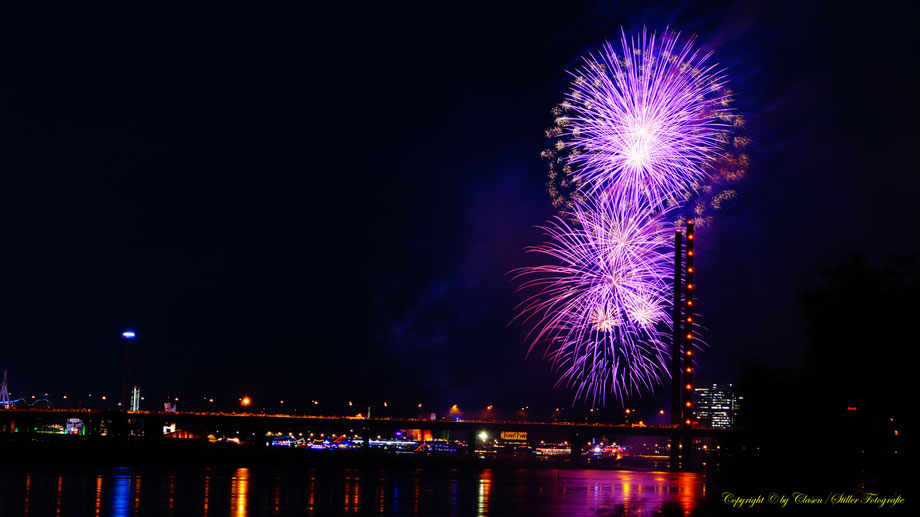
0,466,704,516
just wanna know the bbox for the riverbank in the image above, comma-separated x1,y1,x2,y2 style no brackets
0,436,638,471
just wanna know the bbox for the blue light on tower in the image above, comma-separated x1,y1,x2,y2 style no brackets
122,331,136,339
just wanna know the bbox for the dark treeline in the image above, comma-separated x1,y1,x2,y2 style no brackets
725,254,915,503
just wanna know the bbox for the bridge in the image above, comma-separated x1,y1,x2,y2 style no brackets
0,408,736,468
0,223,725,471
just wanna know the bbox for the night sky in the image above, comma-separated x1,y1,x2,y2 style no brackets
2,1,917,416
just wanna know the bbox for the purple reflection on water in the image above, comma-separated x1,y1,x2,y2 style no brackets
538,469,702,516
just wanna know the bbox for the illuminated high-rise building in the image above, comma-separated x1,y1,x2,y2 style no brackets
693,384,742,428
129,386,141,412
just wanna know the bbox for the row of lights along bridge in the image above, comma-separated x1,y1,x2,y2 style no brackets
8,393,665,428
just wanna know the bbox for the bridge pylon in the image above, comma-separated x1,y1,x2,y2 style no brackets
669,219,699,471
669,230,683,471
681,219,696,470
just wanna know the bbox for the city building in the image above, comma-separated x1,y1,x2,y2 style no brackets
130,387,141,412
693,384,742,428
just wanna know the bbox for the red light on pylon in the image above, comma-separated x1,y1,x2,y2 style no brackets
685,419,691,425
686,350,692,356
685,367,692,373
686,317,692,322
687,267,694,273
686,401,692,407
688,234,694,240
688,251,694,256
687,300,693,306
686,384,692,390
847,407,857,411
686,333,692,339
687,220,694,225
687,284,694,289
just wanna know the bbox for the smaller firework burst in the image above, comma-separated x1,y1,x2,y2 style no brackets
513,188,676,405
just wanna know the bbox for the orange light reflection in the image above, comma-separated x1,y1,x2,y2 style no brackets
231,467,250,517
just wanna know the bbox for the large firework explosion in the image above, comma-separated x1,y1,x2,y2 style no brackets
523,28,744,405
543,28,746,219
514,189,675,405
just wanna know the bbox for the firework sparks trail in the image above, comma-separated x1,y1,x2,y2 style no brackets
561,28,733,209
513,189,676,405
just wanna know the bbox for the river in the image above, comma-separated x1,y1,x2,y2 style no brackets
0,466,704,516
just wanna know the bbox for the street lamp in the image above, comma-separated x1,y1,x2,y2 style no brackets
121,330,136,411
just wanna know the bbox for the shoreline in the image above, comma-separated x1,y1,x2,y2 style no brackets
0,438,669,472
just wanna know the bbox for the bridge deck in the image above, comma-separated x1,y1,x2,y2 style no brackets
0,409,736,437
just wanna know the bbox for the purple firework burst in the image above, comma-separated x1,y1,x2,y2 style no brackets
562,28,732,208
514,189,675,405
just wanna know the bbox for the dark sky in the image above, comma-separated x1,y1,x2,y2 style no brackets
1,1,917,416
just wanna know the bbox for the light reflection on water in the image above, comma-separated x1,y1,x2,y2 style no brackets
23,474,30,517
0,466,704,516
231,467,249,517
110,468,131,517
479,468,493,515
134,475,142,515
94,474,102,516
55,476,63,517
202,472,210,516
